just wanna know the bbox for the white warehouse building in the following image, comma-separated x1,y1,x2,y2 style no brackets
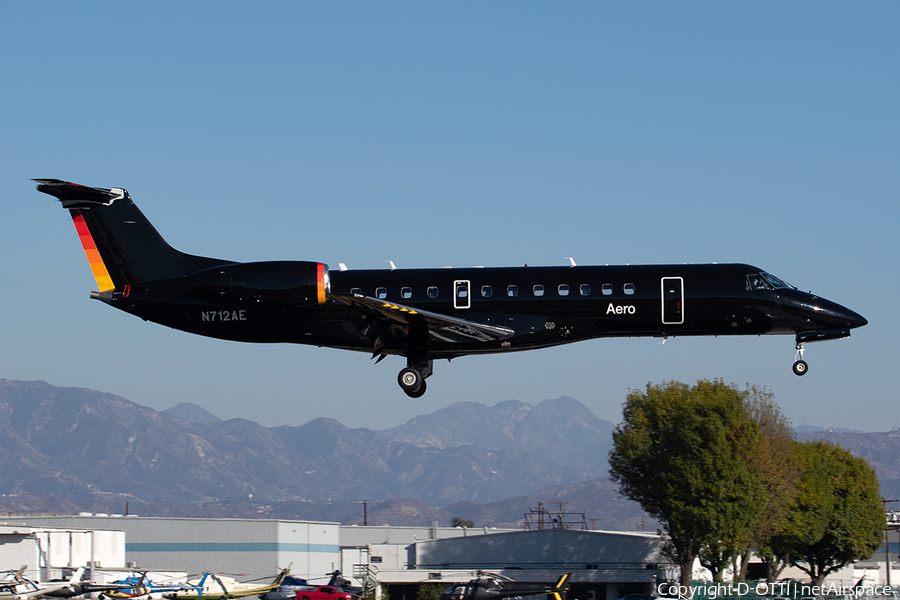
12,516,340,580
0,523,125,581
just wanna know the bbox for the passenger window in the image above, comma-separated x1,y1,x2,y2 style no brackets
401,287,412,299
507,285,518,297
456,284,468,298
624,283,635,295
533,284,544,297
427,286,439,298
481,285,493,298
558,284,570,296
376,287,387,299
350,287,362,296
580,284,591,296
602,283,613,296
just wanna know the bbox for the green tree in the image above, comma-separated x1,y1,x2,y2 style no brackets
739,386,804,582
452,517,474,528
417,583,445,600
773,440,883,587
751,438,807,582
608,380,766,585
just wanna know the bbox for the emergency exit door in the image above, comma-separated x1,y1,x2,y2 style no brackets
661,277,684,324
454,280,471,309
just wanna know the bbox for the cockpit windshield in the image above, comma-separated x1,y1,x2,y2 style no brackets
746,272,795,291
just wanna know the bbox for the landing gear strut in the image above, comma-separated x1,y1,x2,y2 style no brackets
398,360,433,398
793,340,808,376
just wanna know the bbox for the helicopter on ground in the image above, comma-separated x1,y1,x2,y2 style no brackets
439,572,571,600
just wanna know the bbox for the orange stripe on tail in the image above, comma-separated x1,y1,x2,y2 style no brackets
70,209,115,292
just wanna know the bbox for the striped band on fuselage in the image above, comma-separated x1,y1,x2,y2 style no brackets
70,209,115,292
317,262,327,305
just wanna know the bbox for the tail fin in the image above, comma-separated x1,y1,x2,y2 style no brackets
549,573,571,600
35,179,229,291
7,565,28,583
271,568,290,586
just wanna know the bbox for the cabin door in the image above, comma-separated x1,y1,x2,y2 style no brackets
454,280,471,309
661,277,684,324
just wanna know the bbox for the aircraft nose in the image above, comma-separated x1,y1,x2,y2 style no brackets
812,297,867,329
845,308,868,329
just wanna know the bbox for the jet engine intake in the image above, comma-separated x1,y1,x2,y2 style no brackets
190,261,329,307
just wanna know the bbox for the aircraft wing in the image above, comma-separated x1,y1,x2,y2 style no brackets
330,294,515,344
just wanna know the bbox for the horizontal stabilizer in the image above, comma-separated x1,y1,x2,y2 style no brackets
34,179,124,208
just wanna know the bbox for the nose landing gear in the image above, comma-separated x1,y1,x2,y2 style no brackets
792,340,808,376
791,327,855,376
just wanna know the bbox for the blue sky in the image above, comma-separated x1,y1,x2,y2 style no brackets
1,2,897,431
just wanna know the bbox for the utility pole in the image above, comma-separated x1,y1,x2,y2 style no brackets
355,500,370,526
883,498,898,586
550,501,568,529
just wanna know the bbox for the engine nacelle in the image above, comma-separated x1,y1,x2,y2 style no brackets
190,261,330,307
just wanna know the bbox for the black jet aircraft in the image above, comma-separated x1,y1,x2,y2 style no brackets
440,573,571,600
35,179,868,397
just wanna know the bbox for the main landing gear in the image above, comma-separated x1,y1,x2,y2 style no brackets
792,340,808,376
398,360,433,398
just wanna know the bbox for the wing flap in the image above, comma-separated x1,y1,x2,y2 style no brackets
331,294,514,344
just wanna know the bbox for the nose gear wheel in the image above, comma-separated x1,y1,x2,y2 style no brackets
793,341,808,376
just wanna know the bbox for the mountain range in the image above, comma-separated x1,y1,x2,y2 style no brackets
0,378,895,530
0,379,638,527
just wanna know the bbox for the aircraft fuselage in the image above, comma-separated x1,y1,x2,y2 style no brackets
110,262,861,357
35,179,867,397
